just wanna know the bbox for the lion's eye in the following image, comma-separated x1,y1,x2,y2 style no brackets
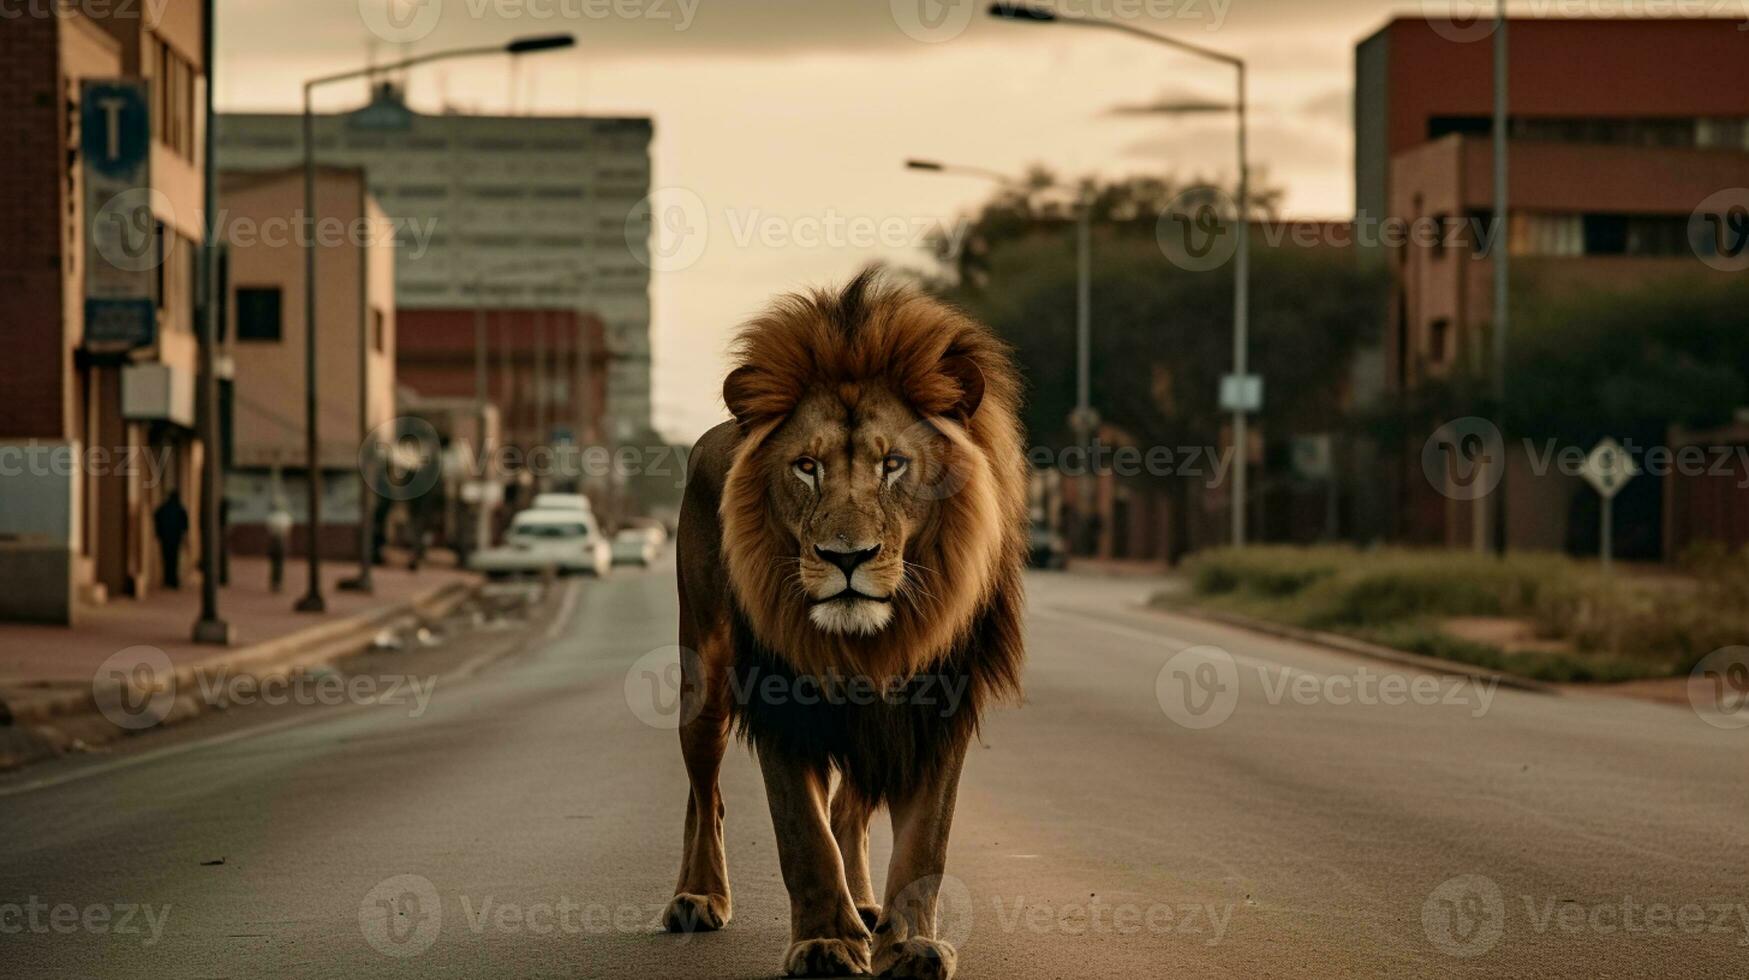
882,454,910,484
793,457,820,487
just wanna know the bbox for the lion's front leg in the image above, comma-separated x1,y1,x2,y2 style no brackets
664,625,733,933
872,737,970,980
755,740,872,976
830,779,881,931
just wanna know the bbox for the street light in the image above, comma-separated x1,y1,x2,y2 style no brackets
989,3,1254,547
295,33,574,613
906,158,1096,552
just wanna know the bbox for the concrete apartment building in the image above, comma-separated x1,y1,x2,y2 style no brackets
214,85,655,448
0,2,210,623
1356,18,1749,555
217,167,397,559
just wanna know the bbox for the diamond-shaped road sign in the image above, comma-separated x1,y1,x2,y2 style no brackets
1580,438,1639,499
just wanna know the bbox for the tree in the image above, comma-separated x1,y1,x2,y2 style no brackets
917,171,1384,554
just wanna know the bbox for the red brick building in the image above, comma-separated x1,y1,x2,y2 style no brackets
1357,18,1749,555
395,307,609,467
0,2,210,622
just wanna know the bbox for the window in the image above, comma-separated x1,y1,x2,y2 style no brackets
1698,118,1749,150
145,35,199,162
1427,319,1451,365
1624,216,1696,257
153,222,167,310
468,185,527,200
235,288,283,341
1510,213,1583,257
1427,116,1491,141
1430,214,1452,260
1583,214,1629,256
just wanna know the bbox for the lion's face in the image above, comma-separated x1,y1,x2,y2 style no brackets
759,384,944,635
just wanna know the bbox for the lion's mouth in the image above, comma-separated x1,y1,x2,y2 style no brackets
808,590,892,605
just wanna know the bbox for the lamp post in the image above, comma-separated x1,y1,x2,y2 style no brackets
296,34,574,613
906,159,1095,550
990,3,1253,547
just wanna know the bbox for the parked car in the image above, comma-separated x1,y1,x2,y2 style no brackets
470,509,611,578
1028,520,1069,570
611,527,663,567
530,492,593,515
620,517,668,549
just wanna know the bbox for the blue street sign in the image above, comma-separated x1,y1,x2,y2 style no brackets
80,82,150,178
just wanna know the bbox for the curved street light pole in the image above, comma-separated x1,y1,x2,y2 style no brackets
296,34,574,613
989,4,1252,547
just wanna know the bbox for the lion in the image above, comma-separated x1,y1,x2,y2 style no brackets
662,270,1027,978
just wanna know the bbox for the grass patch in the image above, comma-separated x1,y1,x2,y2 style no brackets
1156,546,1745,683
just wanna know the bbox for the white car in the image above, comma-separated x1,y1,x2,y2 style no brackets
530,492,593,515
611,527,662,567
470,510,611,578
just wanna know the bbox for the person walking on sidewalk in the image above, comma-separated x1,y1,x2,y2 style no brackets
265,492,293,593
153,491,190,590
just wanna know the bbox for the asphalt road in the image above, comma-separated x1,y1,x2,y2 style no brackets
2,563,1744,978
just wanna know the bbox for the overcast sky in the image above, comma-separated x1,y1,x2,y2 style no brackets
215,0,1459,442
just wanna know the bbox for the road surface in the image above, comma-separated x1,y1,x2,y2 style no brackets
2,564,1743,978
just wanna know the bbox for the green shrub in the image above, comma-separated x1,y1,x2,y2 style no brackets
1170,545,1743,683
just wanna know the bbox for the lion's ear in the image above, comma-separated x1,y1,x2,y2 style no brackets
723,365,763,428
940,354,985,421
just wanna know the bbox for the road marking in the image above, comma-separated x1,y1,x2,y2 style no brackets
0,706,348,799
1034,606,1325,679
544,578,582,642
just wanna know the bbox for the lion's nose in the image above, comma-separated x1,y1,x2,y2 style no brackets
814,543,881,579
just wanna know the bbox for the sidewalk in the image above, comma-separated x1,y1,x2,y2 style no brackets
1065,556,1172,577
0,554,478,768
0,555,473,685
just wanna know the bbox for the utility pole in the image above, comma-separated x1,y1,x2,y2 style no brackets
192,0,231,643
1075,199,1096,553
1491,6,1510,557
1231,61,1251,548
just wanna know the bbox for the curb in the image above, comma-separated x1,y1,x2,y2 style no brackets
1152,604,1557,695
0,579,479,769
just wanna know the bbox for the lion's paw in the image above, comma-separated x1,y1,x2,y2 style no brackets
873,937,957,980
855,904,883,932
662,892,731,933
783,937,871,977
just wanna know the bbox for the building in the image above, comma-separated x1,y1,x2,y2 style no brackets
0,2,209,623
214,85,654,445
394,308,608,460
1357,18,1749,555
1356,18,1749,252
218,167,397,560
394,306,612,526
